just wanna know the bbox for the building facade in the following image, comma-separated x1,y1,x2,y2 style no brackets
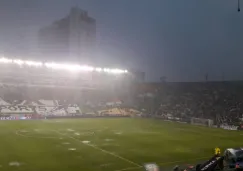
38,7,96,64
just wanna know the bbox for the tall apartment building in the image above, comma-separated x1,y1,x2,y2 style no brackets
38,7,96,64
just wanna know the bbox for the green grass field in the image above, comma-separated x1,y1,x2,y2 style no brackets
0,118,243,171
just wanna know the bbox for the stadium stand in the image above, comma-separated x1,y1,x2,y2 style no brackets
0,57,132,118
2,57,243,128
135,82,243,127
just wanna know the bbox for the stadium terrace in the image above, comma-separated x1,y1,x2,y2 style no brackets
0,57,128,74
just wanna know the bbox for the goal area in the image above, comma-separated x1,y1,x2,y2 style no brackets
190,117,214,127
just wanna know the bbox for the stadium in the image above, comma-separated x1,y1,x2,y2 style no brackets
0,57,243,171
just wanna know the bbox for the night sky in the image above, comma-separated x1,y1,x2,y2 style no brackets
0,0,242,82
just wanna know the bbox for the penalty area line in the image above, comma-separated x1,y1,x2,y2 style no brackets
53,130,142,167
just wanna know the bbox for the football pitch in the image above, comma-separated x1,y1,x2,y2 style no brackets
0,118,243,171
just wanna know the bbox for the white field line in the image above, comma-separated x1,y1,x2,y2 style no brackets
53,130,141,167
15,130,58,139
114,156,209,171
16,129,209,171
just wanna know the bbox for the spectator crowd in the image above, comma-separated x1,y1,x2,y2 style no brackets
135,81,243,126
1,79,243,126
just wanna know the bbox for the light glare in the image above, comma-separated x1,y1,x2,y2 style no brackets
0,57,128,74
25,60,43,67
13,59,24,65
0,58,12,63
